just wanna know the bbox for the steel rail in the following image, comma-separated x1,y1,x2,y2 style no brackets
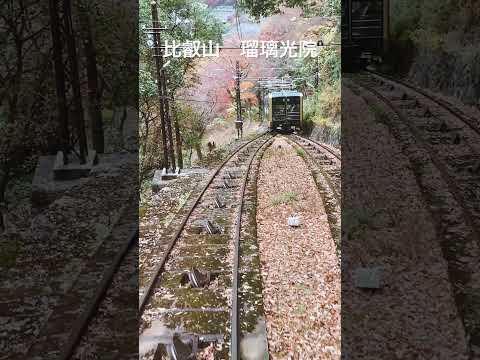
286,135,341,262
350,79,480,359
365,69,480,136
288,135,341,203
230,136,274,360
351,80,480,241
139,132,270,314
58,228,139,360
293,134,341,161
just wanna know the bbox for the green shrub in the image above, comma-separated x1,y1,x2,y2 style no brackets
301,118,314,136
296,148,306,158
271,191,299,206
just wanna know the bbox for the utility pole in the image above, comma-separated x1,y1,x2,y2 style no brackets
151,1,171,171
161,72,176,171
235,61,243,139
171,95,183,170
315,56,319,89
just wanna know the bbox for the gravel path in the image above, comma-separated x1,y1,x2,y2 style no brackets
256,137,341,359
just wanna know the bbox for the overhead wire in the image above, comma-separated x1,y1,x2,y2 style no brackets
175,97,233,104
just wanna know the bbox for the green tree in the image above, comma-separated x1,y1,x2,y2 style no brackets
240,0,340,18
138,0,224,180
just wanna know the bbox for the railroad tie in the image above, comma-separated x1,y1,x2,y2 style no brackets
439,121,449,132
165,334,199,360
184,268,211,288
223,178,233,189
215,195,226,208
474,163,480,175
453,133,461,145
204,219,219,234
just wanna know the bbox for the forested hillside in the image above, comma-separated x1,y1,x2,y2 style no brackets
390,0,480,104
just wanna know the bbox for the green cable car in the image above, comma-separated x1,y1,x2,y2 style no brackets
264,91,303,132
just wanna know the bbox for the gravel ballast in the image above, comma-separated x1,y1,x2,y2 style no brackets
341,84,468,359
256,137,341,359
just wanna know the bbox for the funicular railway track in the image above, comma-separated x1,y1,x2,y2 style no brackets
139,132,274,359
296,135,341,162
347,72,480,357
291,135,341,197
286,135,341,251
26,203,139,360
366,69,480,134
27,133,272,360
26,131,342,359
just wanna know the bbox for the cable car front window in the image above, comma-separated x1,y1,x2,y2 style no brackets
272,98,286,117
286,97,300,113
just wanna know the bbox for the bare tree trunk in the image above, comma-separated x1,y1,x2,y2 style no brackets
257,88,263,123
140,114,150,155
161,76,176,171
63,0,88,163
0,173,8,203
171,96,183,169
81,10,104,153
0,210,4,233
173,114,183,169
0,166,9,233
151,2,169,170
114,107,127,150
49,0,70,160
194,143,203,162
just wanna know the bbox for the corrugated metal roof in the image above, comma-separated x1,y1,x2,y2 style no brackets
269,90,303,98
